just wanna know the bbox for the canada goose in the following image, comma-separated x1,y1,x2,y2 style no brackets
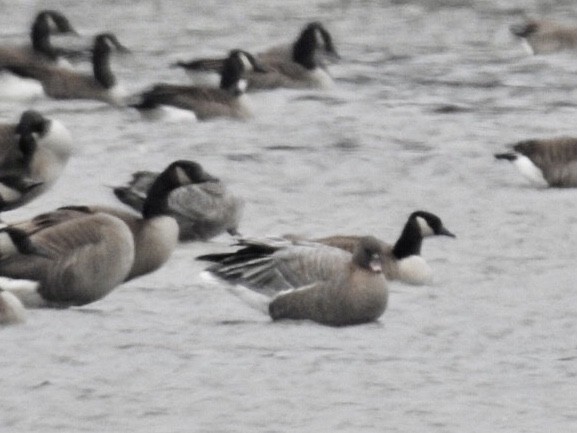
113,163,243,241
3,33,129,106
0,160,202,308
132,50,266,120
0,10,78,68
0,288,26,325
309,211,456,285
174,22,338,91
199,236,387,326
510,19,577,55
0,110,73,213
495,137,577,187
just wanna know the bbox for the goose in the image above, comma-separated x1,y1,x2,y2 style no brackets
131,50,266,120
174,22,338,91
494,137,577,187
112,163,243,241
0,10,78,68
0,110,73,213
0,160,202,308
199,236,387,326
510,19,577,55
3,33,129,106
309,211,455,285
0,288,26,325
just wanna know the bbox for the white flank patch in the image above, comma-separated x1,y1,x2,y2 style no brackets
397,255,432,286
513,155,547,186
42,119,74,158
0,72,45,101
0,276,44,308
0,290,27,324
139,105,197,123
200,271,270,314
0,184,22,204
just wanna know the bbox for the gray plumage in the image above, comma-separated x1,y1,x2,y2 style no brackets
3,33,128,106
113,163,243,241
0,160,203,308
0,110,73,212
495,137,577,187
199,236,388,326
510,19,577,55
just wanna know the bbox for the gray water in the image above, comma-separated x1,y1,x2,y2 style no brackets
1,0,577,431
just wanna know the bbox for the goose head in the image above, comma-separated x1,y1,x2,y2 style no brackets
393,211,455,259
142,160,217,218
220,49,267,95
15,110,72,161
293,21,339,69
353,236,384,273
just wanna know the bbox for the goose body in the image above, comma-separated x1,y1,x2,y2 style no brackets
199,236,388,326
3,33,128,106
0,288,26,325
0,160,201,308
174,22,338,91
0,110,73,212
495,138,577,187
133,50,264,120
510,20,577,55
113,165,243,241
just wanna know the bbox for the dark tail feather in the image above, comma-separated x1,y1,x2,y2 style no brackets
171,57,225,72
494,152,517,161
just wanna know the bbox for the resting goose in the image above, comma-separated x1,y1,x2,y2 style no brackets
0,110,73,213
0,288,26,325
0,160,202,308
199,236,387,326
309,211,455,285
0,10,78,68
3,33,129,106
132,50,265,120
113,163,243,241
173,21,339,90
510,19,577,55
495,137,577,187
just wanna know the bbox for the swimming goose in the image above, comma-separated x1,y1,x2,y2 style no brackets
510,19,577,55
3,33,129,106
309,211,455,285
0,288,26,325
0,160,201,308
199,236,387,326
0,10,78,68
174,22,338,91
132,50,266,120
113,163,243,241
0,110,73,213
495,137,577,187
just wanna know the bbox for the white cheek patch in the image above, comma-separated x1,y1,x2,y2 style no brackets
416,216,434,237
513,155,547,185
314,28,324,47
0,184,22,204
175,166,192,185
238,53,253,71
46,15,59,32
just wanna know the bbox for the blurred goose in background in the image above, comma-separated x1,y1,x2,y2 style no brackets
173,22,338,91
0,110,72,213
0,10,78,68
308,211,455,285
495,138,577,187
0,288,26,325
510,19,577,55
0,160,202,308
3,33,129,106
198,236,388,326
113,162,243,241
131,50,266,120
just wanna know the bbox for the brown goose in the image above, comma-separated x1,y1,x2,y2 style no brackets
495,137,577,187
174,22,338,91
132,50,265,120
510,19,577,55
198,236,388,326
3,33,129,106
0,160,202,308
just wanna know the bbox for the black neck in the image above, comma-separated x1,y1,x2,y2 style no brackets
220,58,243,96
141,172,173,219
392,219,423,259
292,32,317,70
31,20,58,61
93,46,115,88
